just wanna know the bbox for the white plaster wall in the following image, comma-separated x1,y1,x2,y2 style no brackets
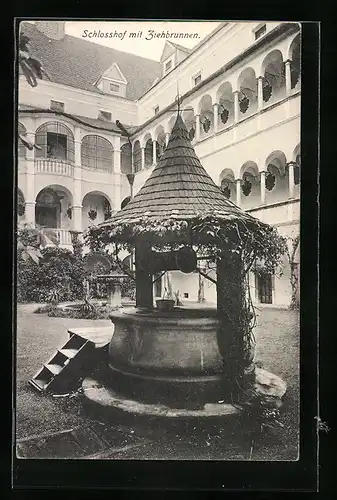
137,22,287,122
19,77,138,125
34,174,74,199
199,110,300,184
133,166,154,195
170,271,200,302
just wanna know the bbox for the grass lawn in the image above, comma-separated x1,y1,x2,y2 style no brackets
15,303,299,460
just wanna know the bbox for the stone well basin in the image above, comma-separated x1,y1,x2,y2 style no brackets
107,306,233,406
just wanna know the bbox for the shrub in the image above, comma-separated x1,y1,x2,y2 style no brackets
17,246,85,303
121,276,136,300
34,301,116,320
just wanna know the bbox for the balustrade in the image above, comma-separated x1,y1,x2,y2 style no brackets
34,159,75,177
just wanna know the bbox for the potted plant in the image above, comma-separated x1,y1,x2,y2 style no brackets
88,208,97,221
156,286,175,311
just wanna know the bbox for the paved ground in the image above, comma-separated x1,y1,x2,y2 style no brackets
15,303,299,460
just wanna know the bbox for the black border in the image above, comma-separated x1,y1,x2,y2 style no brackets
9,17,320,492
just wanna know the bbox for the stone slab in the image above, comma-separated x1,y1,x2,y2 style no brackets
82,376,242,418
68,327,114,348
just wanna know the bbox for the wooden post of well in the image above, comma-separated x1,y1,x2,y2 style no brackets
216,251,246,393
135,242,154,308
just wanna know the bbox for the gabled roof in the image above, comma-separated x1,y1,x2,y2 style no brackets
97,62,128,85
160,40,192,63
20,22,161,100
100,114,257,230
168,41,193,54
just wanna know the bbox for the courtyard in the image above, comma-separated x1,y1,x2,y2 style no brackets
15,303,300,461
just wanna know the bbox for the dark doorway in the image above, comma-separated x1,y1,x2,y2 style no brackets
36,206,57,228
154,273,162,297
35,188,61,229
257,273,273,304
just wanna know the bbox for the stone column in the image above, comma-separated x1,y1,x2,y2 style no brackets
165,132,170,146
236,179,241,207
195,114,200,142
113,148,121,173
257,76,264,110
72,205,82,232
213,103,219,134
152,139,157,165
260,171,266,205
233,91,240,123
74,126,81,166
113,136,122,211
288,161,295,198
25,201,36,227
141,147,145,170
73,127,82,232
108,280,122,308
25,140,36,227
285,60,292,95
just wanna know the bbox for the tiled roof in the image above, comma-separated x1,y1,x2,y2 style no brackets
101,114,258,229
19,106,122,133
20,22,162,101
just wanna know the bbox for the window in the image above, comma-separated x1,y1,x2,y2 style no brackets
35,122,75,162
193,74,201,86
110,83,120,93
184,293,189,298
154,106,159,115
50,100,65,112
81,135,114,171
165,60,172,73
46,132,67,160
254,24,266,40
98,110,112,121
120,143,132,174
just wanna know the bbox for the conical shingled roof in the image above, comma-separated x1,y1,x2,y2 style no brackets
102,114,257,229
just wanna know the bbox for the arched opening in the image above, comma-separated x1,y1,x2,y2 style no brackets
289,34,301,90
121,196,131,209
239,161,259,209
216,82,234,129
120,143,132,174
155,125,166,159
237,68,258,117
219,168,236,201
292,144,301,197
261,50,286,105
35,122,75,162
167,115,176,134
265,150,288,204
81,135,114,171
35,185,73,231
17,188,25,222
144,136,153,167
82,191,112,231
181,108,196,142
198,94,213,139
133,141,142,173
18,123,28,158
